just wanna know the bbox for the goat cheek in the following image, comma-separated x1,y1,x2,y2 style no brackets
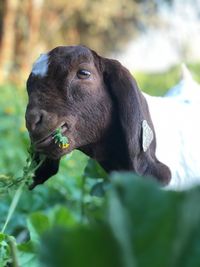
70,84,87,102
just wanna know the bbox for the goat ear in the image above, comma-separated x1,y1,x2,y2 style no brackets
102,58,171,185
29,154,60,190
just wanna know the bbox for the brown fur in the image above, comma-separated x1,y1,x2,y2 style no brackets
26,45,171,189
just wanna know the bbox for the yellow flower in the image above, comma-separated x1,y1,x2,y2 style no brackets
4,107,14,115
59,143,70,149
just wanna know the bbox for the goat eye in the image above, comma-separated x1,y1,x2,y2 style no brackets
77,69,91,79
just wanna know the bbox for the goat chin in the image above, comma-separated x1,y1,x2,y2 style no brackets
144,66,200,191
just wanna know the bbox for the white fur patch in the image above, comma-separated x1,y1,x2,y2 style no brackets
142,120,154,152
31,53,49,77
144,93,200,191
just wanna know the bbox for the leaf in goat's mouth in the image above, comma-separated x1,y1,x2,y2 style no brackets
53,127,69,149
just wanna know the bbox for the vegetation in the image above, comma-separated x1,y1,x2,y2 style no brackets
135,62,200,96
0,64,200,266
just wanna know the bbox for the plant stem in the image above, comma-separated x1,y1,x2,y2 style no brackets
1,153,46,233
1,182,24,233
7,236,19,267
80,175,86,223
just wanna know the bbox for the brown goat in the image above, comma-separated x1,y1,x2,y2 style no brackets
25,45,171,189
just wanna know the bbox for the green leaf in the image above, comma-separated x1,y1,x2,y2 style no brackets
84,158,107,179
109,172,200,267
0,233,11,266
48,205,76,227
27,213,51,245
90,181,111,197
17,241,39,267
40,226,122,267
27,206,77,246
38,172,200,267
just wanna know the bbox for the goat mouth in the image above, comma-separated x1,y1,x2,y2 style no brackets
33,123,69,149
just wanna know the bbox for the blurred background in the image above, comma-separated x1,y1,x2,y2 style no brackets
0,1,200,265
0,0,200,84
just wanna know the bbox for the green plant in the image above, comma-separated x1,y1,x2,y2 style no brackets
39,174,200,267
0,147,45,197
53,128,69,149
0,147,46,266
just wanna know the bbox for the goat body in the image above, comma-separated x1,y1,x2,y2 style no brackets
25,46,200,190
146,94,200,190
146,67,200,189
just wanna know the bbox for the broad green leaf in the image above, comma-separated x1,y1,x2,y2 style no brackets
40,226,122,267
48,205,77,227
17,241,39,267
109,172,200,267
84,158,107,179
27,213,51,245
38,172,200,267
27,206,77,246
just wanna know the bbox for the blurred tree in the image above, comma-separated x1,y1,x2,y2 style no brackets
0,0,19,83
0,0,172,84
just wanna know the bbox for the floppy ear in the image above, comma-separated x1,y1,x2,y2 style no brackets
102,57,171,185
29,154,60,190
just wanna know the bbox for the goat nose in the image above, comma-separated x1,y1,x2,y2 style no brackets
26,109,44,132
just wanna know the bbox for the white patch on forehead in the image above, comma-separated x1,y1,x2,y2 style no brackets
31,53,49,77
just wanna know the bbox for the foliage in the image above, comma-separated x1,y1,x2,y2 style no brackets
0,147,46,198
1,174,200,267
53,127,69,149
42,0,167,53
38,174,200,267
134,62,200,96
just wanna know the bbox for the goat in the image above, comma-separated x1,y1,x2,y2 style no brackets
25,45,200,190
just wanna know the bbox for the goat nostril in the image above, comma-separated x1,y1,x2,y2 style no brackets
26,110,44,132
31,113,44,131
35,113,43,126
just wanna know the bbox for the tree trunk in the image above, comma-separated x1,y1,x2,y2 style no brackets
0,0,19,83
13,0,44,82
24,0,44,71
28,0,43,52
